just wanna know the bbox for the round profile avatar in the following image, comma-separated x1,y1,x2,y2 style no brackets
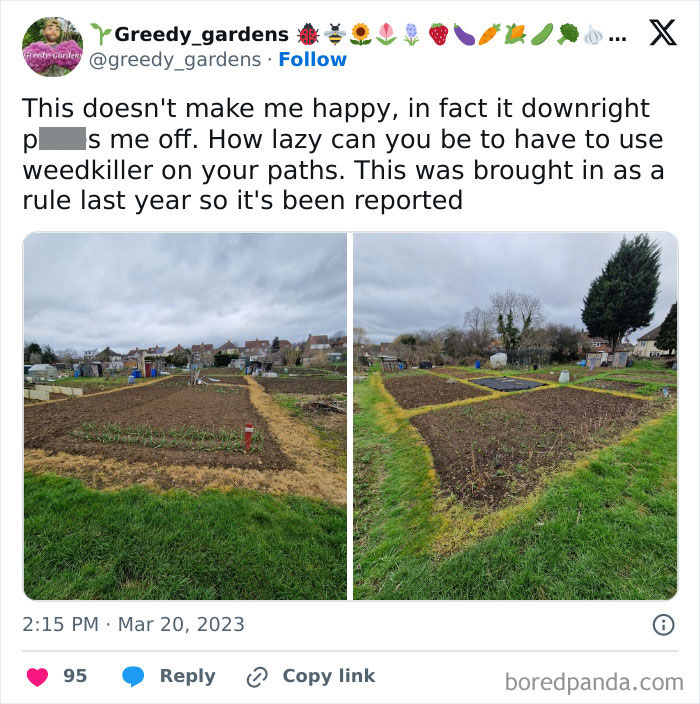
22,18,83,76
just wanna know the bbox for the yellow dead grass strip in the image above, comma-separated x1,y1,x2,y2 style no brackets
24,449,344,504
403,382,556,418
244,377,346,501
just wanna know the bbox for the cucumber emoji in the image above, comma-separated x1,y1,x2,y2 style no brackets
531,23,554,45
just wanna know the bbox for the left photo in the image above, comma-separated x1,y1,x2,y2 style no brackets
23,232,347,600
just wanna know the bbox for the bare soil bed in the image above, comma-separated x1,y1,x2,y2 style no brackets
207,376,248,386
259,378,347,395
411,387,656,513
160,375,247,387
438,367,490,380
384,374,490,410
202,367,244,376
24,382,290,470
581,379,677,396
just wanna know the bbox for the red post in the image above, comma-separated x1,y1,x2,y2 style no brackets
244,423,253,452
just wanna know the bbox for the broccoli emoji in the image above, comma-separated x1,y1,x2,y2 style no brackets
557,23,579,44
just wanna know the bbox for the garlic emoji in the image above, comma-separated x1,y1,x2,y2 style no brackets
584,24,603,45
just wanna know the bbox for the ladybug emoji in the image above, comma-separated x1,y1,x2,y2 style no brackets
298,23,319,45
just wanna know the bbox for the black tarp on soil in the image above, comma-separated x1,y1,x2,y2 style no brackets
471,377,543,392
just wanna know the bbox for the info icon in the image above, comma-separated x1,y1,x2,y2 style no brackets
652,614,675,636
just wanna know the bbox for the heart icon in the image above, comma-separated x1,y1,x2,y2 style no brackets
27,668,48,687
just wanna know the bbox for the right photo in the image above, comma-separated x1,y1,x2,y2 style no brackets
353,232,677,600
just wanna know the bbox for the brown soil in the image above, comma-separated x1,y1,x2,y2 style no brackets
384,374,490,410
438,368,489,380
207,377,248,386
581,379,677,396
206,367,243,374
411,387,655,513
24,382,290,470
258,378,347,395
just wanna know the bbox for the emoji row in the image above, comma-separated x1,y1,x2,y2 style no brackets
299,22,605,47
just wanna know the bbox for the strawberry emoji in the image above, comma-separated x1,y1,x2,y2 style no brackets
429,23,449,45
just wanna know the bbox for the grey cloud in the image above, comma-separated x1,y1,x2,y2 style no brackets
24,233,346,351
354,233,677,343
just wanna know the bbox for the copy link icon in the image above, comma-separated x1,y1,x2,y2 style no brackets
247,667,268,688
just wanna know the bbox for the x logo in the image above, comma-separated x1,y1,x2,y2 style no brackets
650,19,676,46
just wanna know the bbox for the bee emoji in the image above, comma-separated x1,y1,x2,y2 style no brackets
324,23,346,45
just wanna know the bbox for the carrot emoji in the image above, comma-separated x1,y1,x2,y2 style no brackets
479,24,501,45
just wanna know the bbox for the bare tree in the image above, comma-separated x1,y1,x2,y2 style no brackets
353,327,369,347
282,345,298,366
329,329,346,345
489,289,546,329
463,306,495,354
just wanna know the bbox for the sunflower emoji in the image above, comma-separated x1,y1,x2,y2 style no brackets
351,23,371,45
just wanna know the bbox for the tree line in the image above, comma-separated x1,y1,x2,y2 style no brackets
356,234,676,365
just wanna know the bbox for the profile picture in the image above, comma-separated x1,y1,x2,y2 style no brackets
22,17,83,76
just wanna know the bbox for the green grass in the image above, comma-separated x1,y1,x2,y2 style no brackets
25,473,346,600
354,376,677,600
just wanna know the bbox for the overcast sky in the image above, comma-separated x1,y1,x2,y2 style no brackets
354,233,677,343
24,233,346,352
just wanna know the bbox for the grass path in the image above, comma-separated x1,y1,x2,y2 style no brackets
354,374,677,600
25,473,346,600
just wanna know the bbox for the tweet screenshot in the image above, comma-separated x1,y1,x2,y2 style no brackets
1,0,698,702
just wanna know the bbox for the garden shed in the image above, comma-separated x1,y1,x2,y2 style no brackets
28,364,58,382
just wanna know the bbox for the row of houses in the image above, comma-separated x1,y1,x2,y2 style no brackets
580,328,671,358
97,334,347,369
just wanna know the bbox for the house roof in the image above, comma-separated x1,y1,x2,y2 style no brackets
306,334,329,346
192,342,214,352
168,344,186,354
146,346,165,355
216,340,238,352
637,325,663,342
244,339,269,348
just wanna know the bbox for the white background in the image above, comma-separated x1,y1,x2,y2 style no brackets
1,1,698,702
